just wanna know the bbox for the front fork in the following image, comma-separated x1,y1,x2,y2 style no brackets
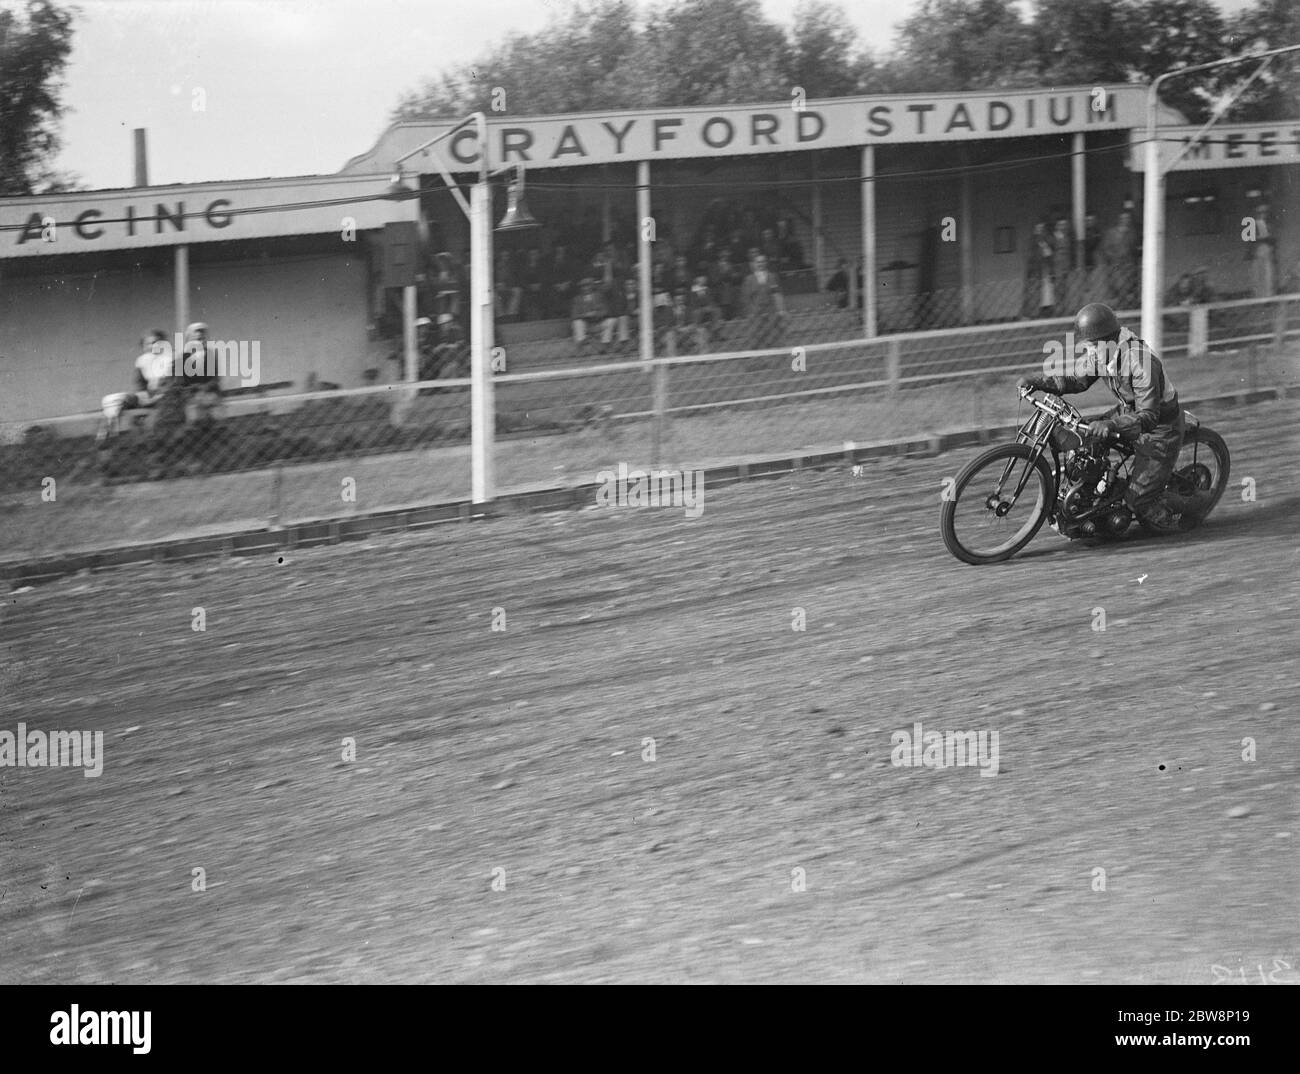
994,434,1056,514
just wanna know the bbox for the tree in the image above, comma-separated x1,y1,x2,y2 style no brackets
1222,0,1300,122
1031,0,1142,87
887,0,1040,92
788,0,877,98
0,0,77,195
391,0,868,120
1125,0,1232,123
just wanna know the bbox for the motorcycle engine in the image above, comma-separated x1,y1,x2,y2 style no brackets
1056,449,1132,539
1059,450,1107,519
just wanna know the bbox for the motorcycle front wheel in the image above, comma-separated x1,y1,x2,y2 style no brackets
940,443,1055,565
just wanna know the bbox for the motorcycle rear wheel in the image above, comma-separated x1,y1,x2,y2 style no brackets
1141,426,1231,533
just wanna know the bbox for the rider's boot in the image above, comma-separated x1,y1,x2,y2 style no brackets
1138,501,1184,533
1163,489,1214,531
1164,488,1214,515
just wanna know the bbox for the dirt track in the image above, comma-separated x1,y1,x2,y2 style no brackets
2,397,1297,983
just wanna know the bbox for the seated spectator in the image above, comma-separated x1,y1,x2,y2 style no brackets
98,328,173,440
741,254,787,348
667,252,694,298
176,321,222,427
827,259,852,308
571,277,610,351
590,243,624,292
419,314,469,379
686,273,724,349
607,276,639,352
709,250,743,319
1166,267,1216,307
691,225,721,268
1166,273,1197,307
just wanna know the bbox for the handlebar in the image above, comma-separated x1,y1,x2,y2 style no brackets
1018,385,1108,439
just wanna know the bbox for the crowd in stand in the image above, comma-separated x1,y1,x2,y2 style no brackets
401,194,1281,376
489,199,811,355
1021,204,1143,319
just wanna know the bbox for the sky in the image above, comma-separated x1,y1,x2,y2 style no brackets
34,0,1260,191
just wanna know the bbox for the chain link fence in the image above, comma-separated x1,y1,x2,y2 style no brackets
3,285,1297,562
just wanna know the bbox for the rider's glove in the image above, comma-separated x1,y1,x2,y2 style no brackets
1088,418,1119,444
1018,375,1047,393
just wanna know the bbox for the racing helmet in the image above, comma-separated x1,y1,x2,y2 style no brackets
1074,303,1120,343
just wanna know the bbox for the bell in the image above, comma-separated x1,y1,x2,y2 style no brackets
496,172,539,232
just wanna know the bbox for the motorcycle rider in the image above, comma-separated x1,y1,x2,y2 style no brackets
1018,302,1208,532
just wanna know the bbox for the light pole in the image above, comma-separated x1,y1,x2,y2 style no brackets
387,113,533,506
1140,43,1300,357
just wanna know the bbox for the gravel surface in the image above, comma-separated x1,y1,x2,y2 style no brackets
2,398,1297,983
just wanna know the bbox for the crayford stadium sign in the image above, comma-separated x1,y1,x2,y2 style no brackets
343,85,1149,174
0,173,417,258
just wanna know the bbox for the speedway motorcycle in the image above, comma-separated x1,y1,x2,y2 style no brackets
940,386,1231,565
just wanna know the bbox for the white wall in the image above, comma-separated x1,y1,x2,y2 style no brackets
0,249,372,422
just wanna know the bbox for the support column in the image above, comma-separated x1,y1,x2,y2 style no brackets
861,146,877,338
811,153,824,290
960,148,974,325
403,284,418,383
637,161,653,364
470,181,495,503
1072,132,1087,272
174,244,190,336
1140,124,1164,354
601,164,612,245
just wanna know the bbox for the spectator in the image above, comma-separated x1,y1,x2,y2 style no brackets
1166,273,1197,306
1167,268,1216,306
570,277,610,351
601,275,635,351
686,273,724,350
1051,218,1078,315
420,314,469,379
98,329,173,440
827,259,851,309
1101,208,1139,309
667,252,694,298
691,225,721,268
710,249,743,319
740,253,786,348
591,242,624,292
177,321,222,426
1023,222,1056,319
1248,199,1277,297
1083,211,1102,269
